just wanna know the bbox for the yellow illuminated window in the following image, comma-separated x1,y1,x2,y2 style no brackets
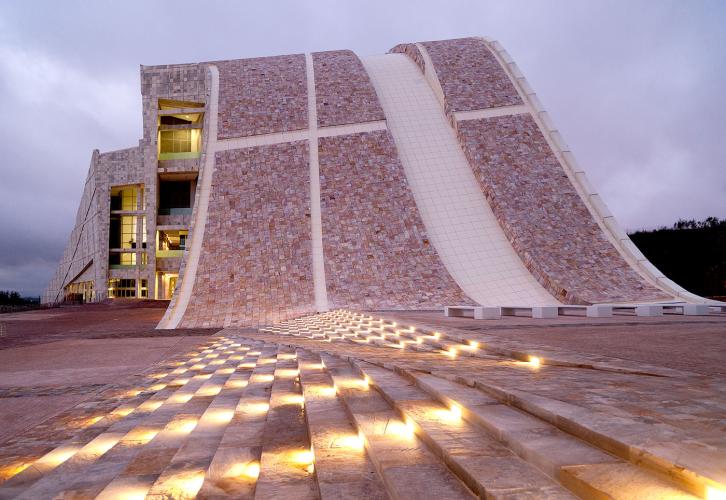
121,216,137,249
111,185,143,211
108,279,136,298
121,189,135,210
159,129,200,154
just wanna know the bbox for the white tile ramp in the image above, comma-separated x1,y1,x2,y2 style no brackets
361,54,557,307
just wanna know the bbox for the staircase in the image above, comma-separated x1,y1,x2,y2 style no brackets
0,311,719,499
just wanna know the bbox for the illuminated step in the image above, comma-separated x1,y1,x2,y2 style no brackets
320,353,475,499
196,362,276,497
0,339,217,489
145,346,279,499
254,346,318,499
398,370,701,500
354,361,575,499
0,339,234,498
88,342,267,499
296,349,388,499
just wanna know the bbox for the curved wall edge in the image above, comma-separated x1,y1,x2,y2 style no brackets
481,37,706,304
157,64,218,329
397,37,707,304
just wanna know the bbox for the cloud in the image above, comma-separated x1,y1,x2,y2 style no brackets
0,0,724,295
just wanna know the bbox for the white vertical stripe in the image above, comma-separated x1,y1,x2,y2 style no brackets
362,54,557,306
159,65,220,328
306,53,329,312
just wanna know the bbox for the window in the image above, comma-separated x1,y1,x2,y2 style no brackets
108,278,136,298
64,281,94,303
121,216,137,249
109,252,136,267
156,272,178,300
158,180,194,215
141,216,147,247
110,185,143,211
158,99,204,110
159,129,192,154
158,129,201,159
139,279,148,298
158,230,189,251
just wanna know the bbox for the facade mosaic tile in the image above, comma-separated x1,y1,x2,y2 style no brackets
181,141,315,328
319,130,474,309
312,50,385,127
421,37,522,114
389,43,426,73
215,55,307,139
456,114,669,304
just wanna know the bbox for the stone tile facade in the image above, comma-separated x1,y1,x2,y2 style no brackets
319,130,474,309
420,37,522,114
456,114,669,304
141,62,209,302
181,141,315,327
216,55,307,139
312,50,385,128
389,43,426,73
43,146,147,303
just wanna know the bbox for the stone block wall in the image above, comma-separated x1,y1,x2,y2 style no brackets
420,37,522,114
43,146,146,303
140,63,207,99
389,43,425,73
181,141,315,327
141,62,209,301
216,55,307,139
319,130,474,309
312,50,385,127
456,115,669,304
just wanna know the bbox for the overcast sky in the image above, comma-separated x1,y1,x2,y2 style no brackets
0,0,724,296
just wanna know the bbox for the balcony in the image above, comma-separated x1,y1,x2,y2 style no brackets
158,151,201,161
156,249,184,258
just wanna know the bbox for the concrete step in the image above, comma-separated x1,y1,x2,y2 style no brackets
0,338,215,487
93,343,267,499
319,353,475,500
403,370,700,500
297,349,389,499
54,340,271,499
253,346,319,499
267,310,723,497
0,338,249,499
352,360,576,499
196,351,278,498
462,375,721,499
145,346,278,499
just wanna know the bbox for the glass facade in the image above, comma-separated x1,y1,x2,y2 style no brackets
64,281,94,303
108,278,137,298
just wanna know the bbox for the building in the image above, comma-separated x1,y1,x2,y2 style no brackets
43,37,706,327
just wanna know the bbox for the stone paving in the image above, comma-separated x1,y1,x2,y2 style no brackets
1,307,723,499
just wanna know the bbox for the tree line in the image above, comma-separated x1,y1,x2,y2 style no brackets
629,217,726,299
